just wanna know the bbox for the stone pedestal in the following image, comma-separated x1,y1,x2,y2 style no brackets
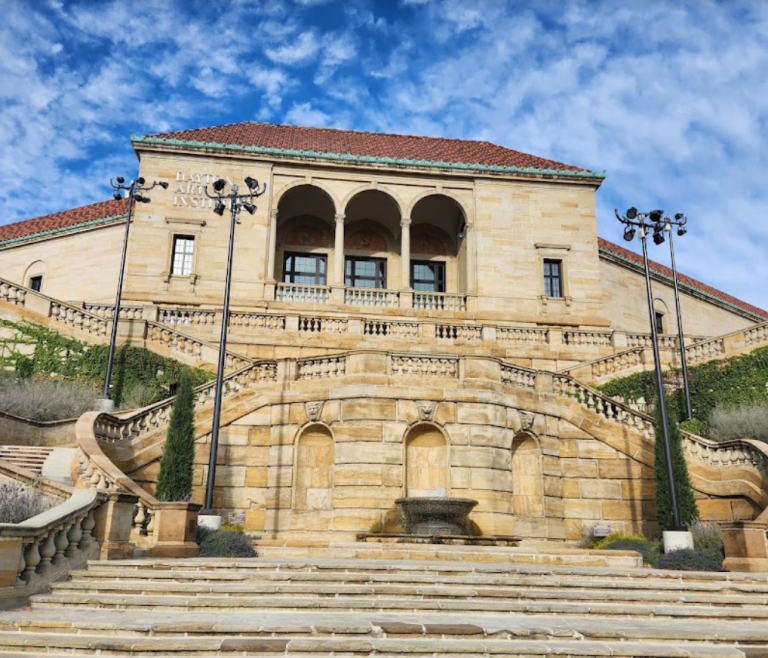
722,521,768,573
146,502,201,558
93,491,139,560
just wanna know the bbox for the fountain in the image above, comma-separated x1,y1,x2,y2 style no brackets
396,496,478,536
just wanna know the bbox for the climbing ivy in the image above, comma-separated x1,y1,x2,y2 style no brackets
599,346,768,435
0,319,213,406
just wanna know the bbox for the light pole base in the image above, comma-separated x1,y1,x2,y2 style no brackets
95,396,115,413
198,514,222,531
663,529,694,553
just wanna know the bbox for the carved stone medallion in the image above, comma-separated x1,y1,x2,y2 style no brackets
305,401,324,422
415,400,437,421
519,410,535,431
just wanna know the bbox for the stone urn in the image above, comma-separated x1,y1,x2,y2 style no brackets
396,497,478,535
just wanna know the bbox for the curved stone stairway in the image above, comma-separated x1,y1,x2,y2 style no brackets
0,546,768,657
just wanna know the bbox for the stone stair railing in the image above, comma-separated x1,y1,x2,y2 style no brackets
682,433,768,476
82,303,145,321
91,360,277,444
0,461,108,594
145,321,251,371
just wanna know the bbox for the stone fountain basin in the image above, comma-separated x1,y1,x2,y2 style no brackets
396,497,478,536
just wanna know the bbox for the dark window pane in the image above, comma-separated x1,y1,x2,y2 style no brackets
283,252,327,285
29,276,43,292
411,261,445,292
543,259,562,298
345,256,386,288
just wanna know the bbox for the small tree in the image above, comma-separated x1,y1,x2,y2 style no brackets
155,373,196,501
654,390,699,532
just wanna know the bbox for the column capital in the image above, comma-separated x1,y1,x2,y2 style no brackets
400,216,412,228
334,213,345,224
269,209,279,221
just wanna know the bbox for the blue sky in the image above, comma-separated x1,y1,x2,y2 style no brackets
2,0,767,310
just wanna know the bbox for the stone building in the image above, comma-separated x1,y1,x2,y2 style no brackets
1,122,767,542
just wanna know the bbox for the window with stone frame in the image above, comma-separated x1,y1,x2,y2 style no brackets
171,235,195,276
543,259,563,298
345,256,386,289
283,252,327,285
411,260,446,292
28,275,43,292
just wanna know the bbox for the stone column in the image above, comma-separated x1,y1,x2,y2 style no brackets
333,213,345,286
266,209,278,281
465,222,477,294
400,216,411,290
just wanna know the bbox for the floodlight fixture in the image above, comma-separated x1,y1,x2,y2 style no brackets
212,178,227,193
116,176,125,184
623,227,636,242
625,207,638,220
137,177,145,186
244,176,258,190
649,209,664,223
214,200,226,216
677,227,687,236
242,201,256,215
113,191,123,201
675,213,684,220
158,181,169,190
652,229,665,245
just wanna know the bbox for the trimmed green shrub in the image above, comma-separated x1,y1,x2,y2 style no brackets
197,526,256,557
691,522,725,563
654,391,699,532
155,373,196,502
657,548,724,572
604,537,661,567
589,532,644,550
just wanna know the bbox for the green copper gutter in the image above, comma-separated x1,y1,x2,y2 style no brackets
599,245,768,323
0,213,127,248
131,134,606,180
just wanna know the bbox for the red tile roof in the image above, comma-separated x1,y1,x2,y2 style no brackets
137,121,596,176
0,199,127,246
599,237,768,321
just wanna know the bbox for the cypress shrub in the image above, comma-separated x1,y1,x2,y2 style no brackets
654,391,699,532
155,373,196,501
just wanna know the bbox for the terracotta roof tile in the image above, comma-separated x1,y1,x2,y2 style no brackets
599,237,768,321
139,121,594,175
0,199,127,246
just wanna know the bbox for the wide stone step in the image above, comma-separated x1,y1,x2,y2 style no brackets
47,579,768,607
0,633,755,657
67,565,768,596
2,610,767,645
28,591,768,620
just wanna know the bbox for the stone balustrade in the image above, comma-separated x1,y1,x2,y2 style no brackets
682,433,768,475
230,311,286,331
391,354,459,377
91,361,276,444
0,279,26,306
297,355,347,380
145,321,250,371
564,330,612,347
363,320,419,338
82,304,144,321
501,363,536,389
345,287,399,308
435,324,482,342
276,282,330,304
297,316,348,334
0,462,111,592
496,327,548,344
49,302,110,338
413,291,467,311
158,307,217,326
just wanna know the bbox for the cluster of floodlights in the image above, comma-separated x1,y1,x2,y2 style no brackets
620,207,688,245
210,177,263,216
111,176,169,203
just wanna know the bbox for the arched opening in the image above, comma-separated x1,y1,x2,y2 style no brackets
405,424,447,497
294,424,334,510
653,298,670,335
275,185,336,287
23,260,47,293
410,195,465,294
511,432,544,517
344,190,401,290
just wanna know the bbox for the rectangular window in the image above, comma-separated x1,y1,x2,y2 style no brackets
655,312,665,334
29,275,42,292
411,261,446,292
283,252,327,285
543,259,563,298
345,256,386,289
171,236,195,276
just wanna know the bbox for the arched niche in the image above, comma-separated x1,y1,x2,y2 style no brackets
511,432,544,517
405,423,448,497
293,424,334,510
23,260,47,291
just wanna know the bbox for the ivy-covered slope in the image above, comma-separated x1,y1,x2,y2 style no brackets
0,319,213,408
599,345,768,435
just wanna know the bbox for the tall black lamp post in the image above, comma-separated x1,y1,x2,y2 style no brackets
201,176,266,515
614,207,685,530
102,176,168,406
662,214,693,420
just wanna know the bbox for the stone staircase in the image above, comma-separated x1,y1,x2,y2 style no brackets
0,446,54,474
0,548,768,656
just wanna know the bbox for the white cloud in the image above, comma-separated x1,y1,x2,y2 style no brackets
285,101,331,127
265,31,319,66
